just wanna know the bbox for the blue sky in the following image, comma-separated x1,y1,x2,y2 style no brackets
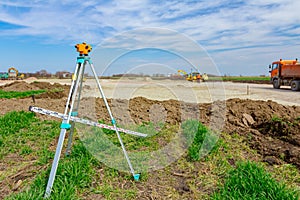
0,0,300,76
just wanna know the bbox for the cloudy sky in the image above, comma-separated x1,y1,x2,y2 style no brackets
1,0,300,76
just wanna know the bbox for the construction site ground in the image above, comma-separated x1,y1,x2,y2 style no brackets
0,78,299,199
1,78,299,105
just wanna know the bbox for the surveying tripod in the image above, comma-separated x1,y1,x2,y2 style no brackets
31,43,143,198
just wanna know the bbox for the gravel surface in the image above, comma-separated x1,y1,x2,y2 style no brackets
1,78,298,106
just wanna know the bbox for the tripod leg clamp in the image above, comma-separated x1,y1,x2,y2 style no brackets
77,57,85,64
61,123,71,129
71,112,78,116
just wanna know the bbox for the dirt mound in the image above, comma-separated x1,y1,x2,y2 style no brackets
225,98,300,168
30,82,70,99
93,97,300,168
0,81,40,91
225,98,300,130
0,81,71,99
94,97,201,125
30,82,58,90
35,91,66,99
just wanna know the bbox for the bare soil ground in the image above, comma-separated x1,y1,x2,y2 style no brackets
95,97,300,168
0,80,299,198
1,80,299,167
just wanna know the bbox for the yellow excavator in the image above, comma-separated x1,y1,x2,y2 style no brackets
8,67,24,80
177,70,208,82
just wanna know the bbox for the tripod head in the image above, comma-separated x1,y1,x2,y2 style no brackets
75,42,92,56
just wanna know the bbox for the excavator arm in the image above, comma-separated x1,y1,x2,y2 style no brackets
177,70,187,75
8,67,18,75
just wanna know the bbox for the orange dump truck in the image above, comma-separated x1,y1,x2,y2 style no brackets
269,59,300,91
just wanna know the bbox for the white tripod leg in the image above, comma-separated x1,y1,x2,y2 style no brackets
88,59,140,181
44,61,85,198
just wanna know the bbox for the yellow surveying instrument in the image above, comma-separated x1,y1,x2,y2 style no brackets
30,42,145,198
75,42,92,56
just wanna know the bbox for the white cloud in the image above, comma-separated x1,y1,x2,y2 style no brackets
0,0,300,75
1,0,299,46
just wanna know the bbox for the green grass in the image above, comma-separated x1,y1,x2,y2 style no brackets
0,89,46,99
0,111,37,136
0,111,60,161
208,76,270,82
0,110,97,200
5,141,97,200
97,121,166,151
211,161,300,200
182,120,218,161
77,121,178,174
1,111,300,199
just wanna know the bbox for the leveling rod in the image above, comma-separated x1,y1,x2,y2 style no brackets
29,106,147,137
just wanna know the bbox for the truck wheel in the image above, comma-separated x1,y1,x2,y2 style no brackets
291,80,300,91
273,79,280,89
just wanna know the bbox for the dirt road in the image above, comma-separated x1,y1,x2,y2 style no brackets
4,78,296,106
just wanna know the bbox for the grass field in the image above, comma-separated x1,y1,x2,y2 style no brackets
0,89,46,99
1,110,299,199
207,76,270,82
0,89,299,199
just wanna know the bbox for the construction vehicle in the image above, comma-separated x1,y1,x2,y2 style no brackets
269,59,300,91
7,67,24,80
177,70,188,79
177,70,208,82
0,72,9,80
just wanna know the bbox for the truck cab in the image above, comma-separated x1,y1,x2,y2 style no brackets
269,59,300,91
269,62,279,78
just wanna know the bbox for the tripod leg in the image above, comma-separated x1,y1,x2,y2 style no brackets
65,64,85,156
44,62,85,198
88,61,139,180
63,63,81,116
65,122,75,156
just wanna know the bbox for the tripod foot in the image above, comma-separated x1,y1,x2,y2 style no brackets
133,174,140,181
65,150,71,157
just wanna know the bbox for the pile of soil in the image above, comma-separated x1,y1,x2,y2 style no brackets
94,97,300,168
225,98,300,167
29,82,70,99
0,81,40,91
0,81,70,99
